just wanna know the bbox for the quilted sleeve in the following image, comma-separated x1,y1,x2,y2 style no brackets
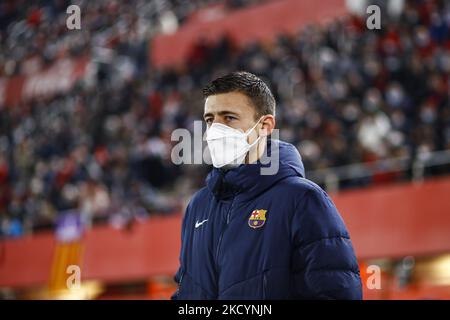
290,185,363,300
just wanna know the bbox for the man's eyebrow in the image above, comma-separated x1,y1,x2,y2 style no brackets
203,110,240,118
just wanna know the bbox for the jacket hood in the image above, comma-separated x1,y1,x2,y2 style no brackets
206,139,305,202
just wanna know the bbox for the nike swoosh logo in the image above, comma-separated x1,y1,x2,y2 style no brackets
195,219,208,228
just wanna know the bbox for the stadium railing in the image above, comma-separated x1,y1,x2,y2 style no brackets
307,149,450,192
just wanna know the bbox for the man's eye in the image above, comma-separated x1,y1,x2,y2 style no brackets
205,118,213,124
225,116,236,121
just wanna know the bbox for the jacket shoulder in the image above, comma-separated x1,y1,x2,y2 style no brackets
187,186,210,208
276,176,327,200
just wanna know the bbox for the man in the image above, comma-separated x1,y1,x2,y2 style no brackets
171,71,362,299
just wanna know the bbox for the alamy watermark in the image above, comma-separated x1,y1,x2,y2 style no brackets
66,264,81,290
366,5,381,30
66,5,81,30
366,264,382,290
170,121,280,175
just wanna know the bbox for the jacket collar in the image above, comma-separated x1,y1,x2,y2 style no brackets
206,139,305,203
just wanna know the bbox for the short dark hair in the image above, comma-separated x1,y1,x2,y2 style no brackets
202,71,276,118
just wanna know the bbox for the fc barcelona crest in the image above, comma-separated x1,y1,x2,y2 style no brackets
248,209,267,229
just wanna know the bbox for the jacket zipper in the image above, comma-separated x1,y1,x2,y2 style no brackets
215,196,235,273
174,271,184,298
263,271,267,300
179,272,184,289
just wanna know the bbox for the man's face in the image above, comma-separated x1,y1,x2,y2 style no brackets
203,91,260,145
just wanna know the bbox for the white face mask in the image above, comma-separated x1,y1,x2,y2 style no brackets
206,118,262,168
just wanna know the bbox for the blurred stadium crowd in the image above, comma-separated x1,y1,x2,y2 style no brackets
1,0,450,238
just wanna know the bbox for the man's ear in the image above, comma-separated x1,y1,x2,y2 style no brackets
259,115,275,137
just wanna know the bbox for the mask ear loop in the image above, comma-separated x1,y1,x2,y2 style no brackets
244,116,264,137
244,116,265,164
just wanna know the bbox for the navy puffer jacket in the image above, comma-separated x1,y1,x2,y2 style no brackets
172,139,362,299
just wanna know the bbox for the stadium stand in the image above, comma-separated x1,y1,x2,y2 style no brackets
0,0,449,242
